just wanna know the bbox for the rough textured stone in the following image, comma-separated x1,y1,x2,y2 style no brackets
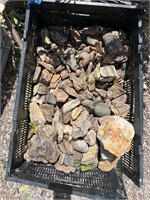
111,102,130,118
70,75,84,91
40,104,54,123
107,84,126,100
72,140,88,153
49,74,61,89
40,69,53,86
50,30,67,46
79,89,93,100
71,106,83,120
54,89,69,103
88,74,95,91
94,102,111,117
103,31,127,63
60,70,69,79
31,94,45,105
72,109,89,128
63,125,73,142
55,65,65,73
97,116,135,157
81,144,98,165
47,53,61,67
66,53,78,71
33,66,41,83
46,94,57,105
93,63,101,80
100,65,117,79
98,157,120,172
61,82,78,98
95,88,107,99
24,125,59,163
37,84,48,95
73,150,83,162
64,140,73,154
63,111,72,124
52,109,64,143
90,117,99,132
79,51,95,68
62,99,80,114
29,102,46,125
112,94,127,104
38,61,55,73
63,155,74,166
72,125,85,139
85,130,96,146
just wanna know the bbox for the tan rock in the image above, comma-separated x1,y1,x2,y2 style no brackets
63,125,73,142
88,74,95,91
72,109,89,128
54,89,68,103
107,84,126,100
61,82,78,98
40,104,54,123
98,157,120,172
63,111,72,124
112,94,127,104
97,116,135,157
85,130,97,146
71,106,83,120
64,140,74,155
55,163,75,173
81,144,98,165
111,102,130,118
50,74,61,89
60,70,69,79
29,102,46,125
100,65,117,78
33,66,41,83
53,109,63,143
62,99,80,114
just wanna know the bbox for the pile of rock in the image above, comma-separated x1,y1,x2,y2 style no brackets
24,26,135,172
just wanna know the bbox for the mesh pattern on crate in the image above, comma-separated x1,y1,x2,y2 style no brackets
14,120,28,165
20,162,116,191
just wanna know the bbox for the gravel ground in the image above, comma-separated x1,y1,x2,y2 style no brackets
0,1,150,200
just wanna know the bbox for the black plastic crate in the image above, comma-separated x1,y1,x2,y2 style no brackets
6,1,144,199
